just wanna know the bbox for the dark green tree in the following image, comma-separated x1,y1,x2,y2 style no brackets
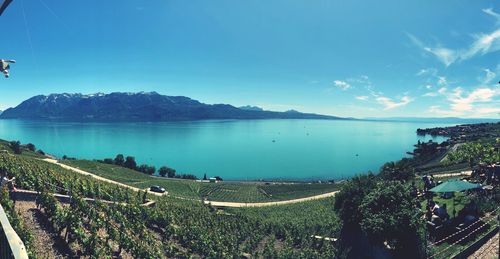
334,173,377,226
379,158,415,182
124,156,137,170
26,143,36,152
138,164,149,174
146,166,156,175
114,154,125,166
103,158,114,164
359,182,425,258
9,141,22,154
159,166,171,177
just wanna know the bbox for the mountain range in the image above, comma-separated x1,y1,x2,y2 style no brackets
0,92,346,121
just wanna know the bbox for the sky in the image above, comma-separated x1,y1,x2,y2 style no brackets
0,0,499,118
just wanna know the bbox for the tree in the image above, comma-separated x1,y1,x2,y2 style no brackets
124,156,137,170
165,167,176,178
159,166,173,177
203,173,207,180
103,158,114,164
114,154,125,166
334,174,377,226
138,164,149,174
146,166,156,175
9,141,21,154
379,159,415,182
359,182,425,258
26,143,36,152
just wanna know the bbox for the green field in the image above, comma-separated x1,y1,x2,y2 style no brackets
61,159,341,202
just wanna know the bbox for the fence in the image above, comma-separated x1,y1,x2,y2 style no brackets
0,204,28,259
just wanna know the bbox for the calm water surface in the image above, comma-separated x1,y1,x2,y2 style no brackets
0,119,450,180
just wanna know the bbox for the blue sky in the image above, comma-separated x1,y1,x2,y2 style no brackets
0,0,499,118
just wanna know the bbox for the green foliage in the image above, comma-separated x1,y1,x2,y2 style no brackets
359,182,425,257
124,156,137,170
9,141,22,154
159,166,176,178
1,153,340,257
379,158,416,182
114,154,125,166
447,141,500,167
25,143,36,152
334,174,377,226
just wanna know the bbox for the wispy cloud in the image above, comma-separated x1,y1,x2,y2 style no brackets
448,87,499,112
408,9,500,66
376,96,412,110
333,80,351,90
437,76,448,86
416,68,438,77
483,8,500,24
355,96,369,101
478,68,496,84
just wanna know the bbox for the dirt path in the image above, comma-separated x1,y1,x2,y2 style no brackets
433,170,472,178
468,232,499,259
42,158,338,207
42,158,166,197
205,191,338,207
14,200,72,258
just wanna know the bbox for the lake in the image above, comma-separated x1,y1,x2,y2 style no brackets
0,119,450,180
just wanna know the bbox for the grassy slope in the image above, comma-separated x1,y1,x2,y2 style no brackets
60,159,341,202
0,140,45,159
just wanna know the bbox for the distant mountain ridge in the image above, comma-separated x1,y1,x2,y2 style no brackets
365,117,499,124
0,92,347,121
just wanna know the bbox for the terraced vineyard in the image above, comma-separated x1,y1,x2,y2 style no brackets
62,159,341,202
0,154,339,257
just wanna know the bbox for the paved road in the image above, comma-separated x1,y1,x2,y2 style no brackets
41,158,338,207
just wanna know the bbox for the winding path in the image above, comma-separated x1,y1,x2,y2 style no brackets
41,158,338,207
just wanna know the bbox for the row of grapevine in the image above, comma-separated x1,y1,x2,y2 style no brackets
1,154,339,258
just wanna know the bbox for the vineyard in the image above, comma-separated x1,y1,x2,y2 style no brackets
62,159,341,202
0,154,339,257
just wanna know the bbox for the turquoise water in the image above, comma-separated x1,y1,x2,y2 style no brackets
0,119,450,180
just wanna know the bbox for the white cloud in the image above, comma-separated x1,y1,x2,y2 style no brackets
423,46,459,67
438,87,447,94
483,8,500,24
448,87,499,112
460,29,500,60
425,84,433,89
423,87,447,98
376,96,412,110
479,68,496,84
355,96,369,101
333,80,351,90
408,10,500,66
416,68,438,77
437,76,447,86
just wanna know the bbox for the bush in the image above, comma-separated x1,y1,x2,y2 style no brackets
9,141,21,154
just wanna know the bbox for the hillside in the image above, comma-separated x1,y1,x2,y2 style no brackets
0,92,346,121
